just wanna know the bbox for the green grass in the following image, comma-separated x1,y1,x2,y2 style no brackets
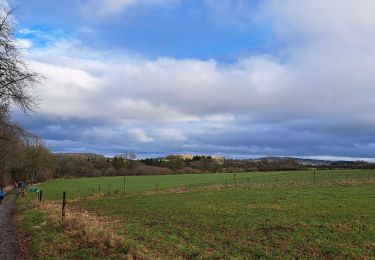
20,171,375,258
38,169,375,200
73,184,375,259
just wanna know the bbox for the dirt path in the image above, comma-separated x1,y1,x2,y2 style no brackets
0,189,21,260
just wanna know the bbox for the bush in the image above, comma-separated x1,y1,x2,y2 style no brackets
131,165,172,176
176,167,201,174
35,168,54,183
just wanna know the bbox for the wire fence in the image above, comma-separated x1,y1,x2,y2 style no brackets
29,169,375,201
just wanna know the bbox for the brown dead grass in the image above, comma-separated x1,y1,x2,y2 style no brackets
143,179,375,196
22,201,150,259
42,202,123,246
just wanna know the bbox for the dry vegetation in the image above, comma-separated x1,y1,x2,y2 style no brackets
17,200,150,259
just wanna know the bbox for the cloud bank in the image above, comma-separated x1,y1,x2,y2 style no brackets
14,0,375,159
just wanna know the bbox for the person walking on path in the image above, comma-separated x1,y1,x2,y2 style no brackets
0,188,6,204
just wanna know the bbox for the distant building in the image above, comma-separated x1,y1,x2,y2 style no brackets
212,156,225,164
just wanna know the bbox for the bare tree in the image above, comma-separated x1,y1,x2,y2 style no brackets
0,1,41,186
0,1,39,153
0,2,39,112
0,106,24,141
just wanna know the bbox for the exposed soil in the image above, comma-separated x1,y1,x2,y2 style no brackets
0,189,21,260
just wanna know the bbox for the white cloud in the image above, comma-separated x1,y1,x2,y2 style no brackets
16,39,32,49
262,0,375,41
129,128,154,143
158,128,187,141
18,28,36,35
27,40,287,122
80,0,179,18
26,12,375,134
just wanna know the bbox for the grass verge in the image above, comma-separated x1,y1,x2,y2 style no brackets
16,197,146,259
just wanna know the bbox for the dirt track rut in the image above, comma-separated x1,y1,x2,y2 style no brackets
0,190,21,260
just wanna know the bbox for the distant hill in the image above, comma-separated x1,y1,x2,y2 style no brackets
53,153,371,169
249,157,355,166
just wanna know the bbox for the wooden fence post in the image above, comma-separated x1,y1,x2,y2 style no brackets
62,191,66,220
39,190,43,202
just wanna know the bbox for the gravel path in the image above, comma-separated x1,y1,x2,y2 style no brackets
0,190,21,260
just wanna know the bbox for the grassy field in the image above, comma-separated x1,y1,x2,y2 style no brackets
18,170,375,259
20,182,375,259
75,184,375,258
37,169,375,200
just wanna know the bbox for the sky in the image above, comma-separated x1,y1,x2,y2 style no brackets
7,0,375,160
